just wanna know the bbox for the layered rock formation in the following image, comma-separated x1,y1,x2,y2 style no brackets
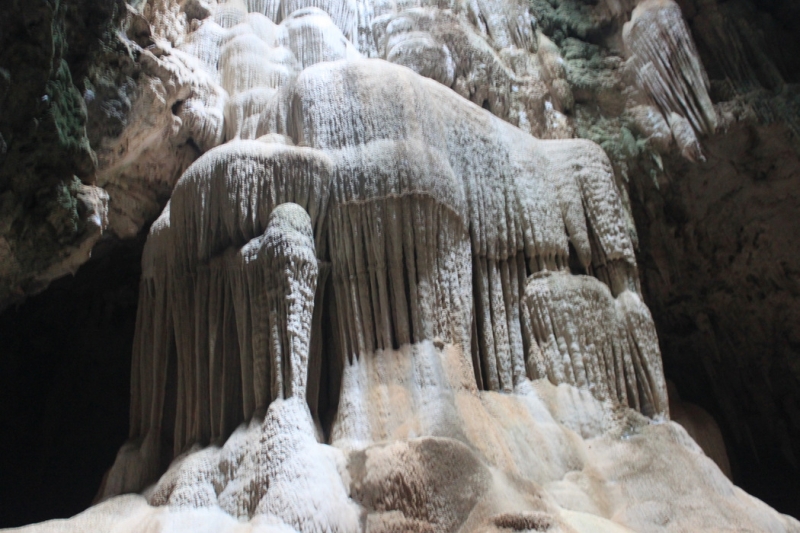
2,0,800,530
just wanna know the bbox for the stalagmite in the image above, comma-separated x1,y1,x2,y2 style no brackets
20,0,800,531
262,203,318,400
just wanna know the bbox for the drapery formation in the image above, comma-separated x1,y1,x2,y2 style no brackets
105,46,668,496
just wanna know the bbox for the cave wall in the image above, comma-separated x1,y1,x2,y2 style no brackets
0,0,131,308
0,0,799,527
629,0,800,516
519,0,800,516
633,109,800,517
0,2,138,524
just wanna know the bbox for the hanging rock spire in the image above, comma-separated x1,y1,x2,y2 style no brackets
624,0,718,142
262,202,319,400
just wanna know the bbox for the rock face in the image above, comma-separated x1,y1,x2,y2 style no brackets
0,0,123,308
626,0,800,514
3,0,800,530
634,113,800,514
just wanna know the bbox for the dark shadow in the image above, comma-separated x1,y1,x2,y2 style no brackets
0,235,142,527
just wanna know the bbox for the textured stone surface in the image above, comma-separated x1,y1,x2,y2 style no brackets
14,377,800,532
627,0,800,515
633,118,800,515
0,0,124,308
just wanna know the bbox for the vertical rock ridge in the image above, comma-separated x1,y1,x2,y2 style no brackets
101,142,331,499
521,271,668,416
254,59,645,399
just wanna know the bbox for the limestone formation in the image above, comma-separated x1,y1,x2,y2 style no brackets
522,271,667,417
623,0,717,138
5,0,800,530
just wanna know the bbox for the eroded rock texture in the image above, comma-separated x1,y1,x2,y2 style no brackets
634,115,800,515
509,0,800,514
0,0,123,307
2,0,800,529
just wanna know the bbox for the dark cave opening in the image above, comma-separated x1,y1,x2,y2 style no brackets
315,274,343,443
0,235,142,528
629,118,800,520
663,352,800,519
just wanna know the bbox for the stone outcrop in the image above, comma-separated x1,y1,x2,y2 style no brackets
99,40,672,502
2,0,800,528
0,0,124,308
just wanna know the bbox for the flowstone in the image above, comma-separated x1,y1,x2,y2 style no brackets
12,0,800,532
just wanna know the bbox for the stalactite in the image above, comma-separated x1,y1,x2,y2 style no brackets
623,0,717,138
19,0,800,528
263,203,319,400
